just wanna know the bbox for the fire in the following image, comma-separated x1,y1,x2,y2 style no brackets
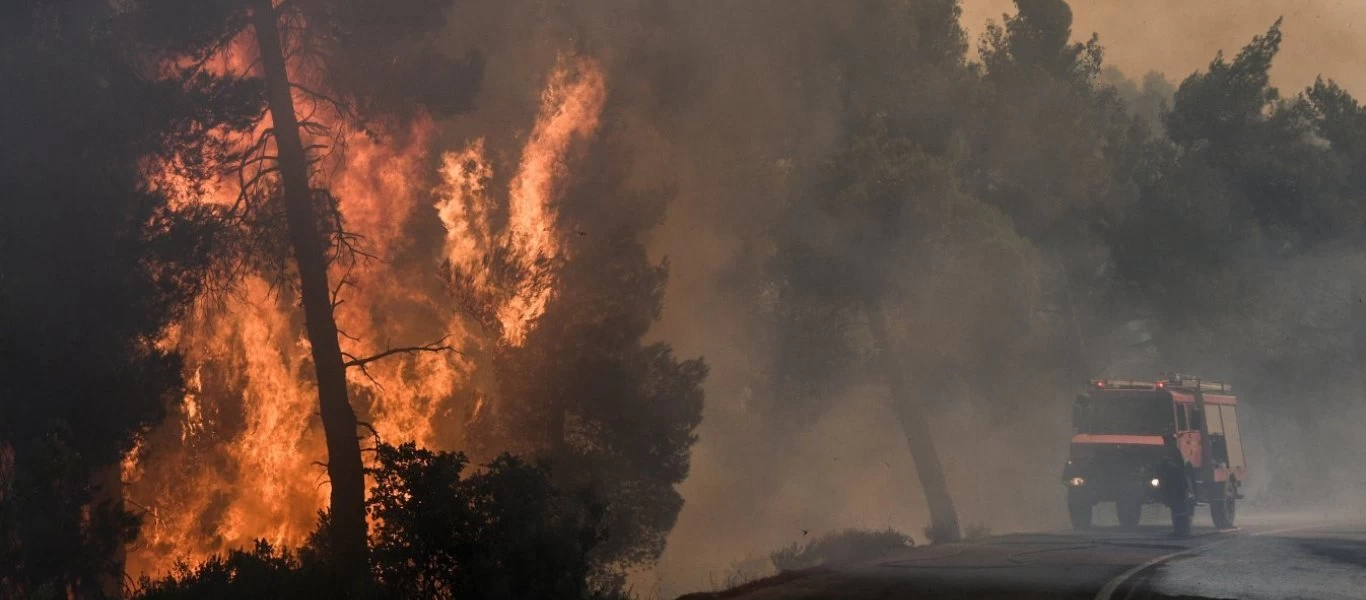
123,47,607,577
437,56,607,345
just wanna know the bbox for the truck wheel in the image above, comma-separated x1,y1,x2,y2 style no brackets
1117,498,1142,528
1211,481,1237,530
1068,494,1092,531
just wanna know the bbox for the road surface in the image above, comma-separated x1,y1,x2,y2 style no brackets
685,513,1366,600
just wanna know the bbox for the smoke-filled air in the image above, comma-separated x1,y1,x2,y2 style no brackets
5,1,1366,599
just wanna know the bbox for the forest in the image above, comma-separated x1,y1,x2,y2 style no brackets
4,0,1366,598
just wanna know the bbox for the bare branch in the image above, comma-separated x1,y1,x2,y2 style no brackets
343,338,459,369
356,420,380,439
330,275,353,309
233,166,279,213
341,350,384,388
290,82,355,120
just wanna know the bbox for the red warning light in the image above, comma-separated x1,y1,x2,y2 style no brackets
1094,380,1106,389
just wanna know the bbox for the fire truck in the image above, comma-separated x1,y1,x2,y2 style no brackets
1061,374,1246,533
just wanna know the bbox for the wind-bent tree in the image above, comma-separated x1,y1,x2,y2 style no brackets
801,130,1037,544
763,0,1106,543
761,0,981,544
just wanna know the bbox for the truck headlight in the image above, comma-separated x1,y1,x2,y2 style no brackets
1149,478,1161,488
1065,476,1085,487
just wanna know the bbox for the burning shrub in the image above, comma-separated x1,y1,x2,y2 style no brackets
132,442,620,600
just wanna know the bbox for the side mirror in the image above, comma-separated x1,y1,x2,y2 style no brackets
1071,395,1090,431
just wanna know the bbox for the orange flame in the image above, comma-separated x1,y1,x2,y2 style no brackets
124,53,608,577
437,57,607,345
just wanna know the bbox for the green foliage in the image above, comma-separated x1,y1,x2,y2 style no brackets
1113,19,1366,329
1164,20,1283,150
980,0,1102,86
1101,68,1176,135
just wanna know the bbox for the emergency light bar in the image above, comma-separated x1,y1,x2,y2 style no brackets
1160,373,1232,393
1091,375,1234,393
1090,379,1157,390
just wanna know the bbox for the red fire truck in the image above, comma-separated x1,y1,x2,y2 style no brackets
1062,374,1246,533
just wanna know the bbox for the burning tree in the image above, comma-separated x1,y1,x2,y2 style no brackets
113,0,482,581
117,0,703,587
0,0,260,595
437,68,706,577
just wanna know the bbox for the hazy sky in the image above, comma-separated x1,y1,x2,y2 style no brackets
961,0,1366,95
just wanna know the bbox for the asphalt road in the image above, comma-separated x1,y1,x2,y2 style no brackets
688,512,1366,600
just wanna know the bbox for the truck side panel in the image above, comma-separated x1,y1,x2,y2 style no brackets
1220,405,1247,478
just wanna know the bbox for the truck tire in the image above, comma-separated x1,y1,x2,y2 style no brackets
1117,498,1142,528
1068,493,1092,531
1210,481,1237,530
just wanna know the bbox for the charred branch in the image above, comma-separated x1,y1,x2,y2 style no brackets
291,82,355,121
342,338,458,370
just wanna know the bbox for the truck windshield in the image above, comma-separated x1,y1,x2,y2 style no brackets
1080,393,1172,435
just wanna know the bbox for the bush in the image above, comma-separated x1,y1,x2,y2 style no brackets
131,541,336,600
368,443,607,599
769,528,913,572
132,443,620,600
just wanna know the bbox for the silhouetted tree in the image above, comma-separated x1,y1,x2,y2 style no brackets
116,0,484,579
467,111,707,576
0,0,257,595
369,443,607,599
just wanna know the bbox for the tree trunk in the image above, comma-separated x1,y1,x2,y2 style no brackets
248,0,368,578
866,295,961,544
92,462,125,599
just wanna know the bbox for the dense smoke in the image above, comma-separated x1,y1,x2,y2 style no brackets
124,0,1366,592
6,1,1366,598
426,2,1366,595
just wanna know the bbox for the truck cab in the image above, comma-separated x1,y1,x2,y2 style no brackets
1062,375,1246,532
